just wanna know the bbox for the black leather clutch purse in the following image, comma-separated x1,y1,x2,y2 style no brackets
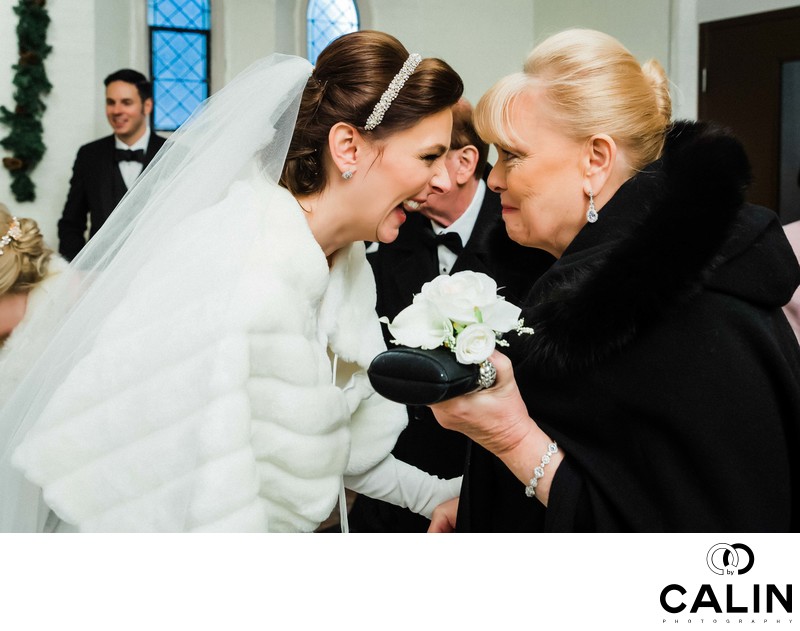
368,346,486,405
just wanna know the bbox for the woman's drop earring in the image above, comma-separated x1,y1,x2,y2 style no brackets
586,189,598,223
342,170,354,180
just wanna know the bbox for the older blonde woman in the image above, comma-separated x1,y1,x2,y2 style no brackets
429,29,800,532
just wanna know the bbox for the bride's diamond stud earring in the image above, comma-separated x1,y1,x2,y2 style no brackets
342,170,354,180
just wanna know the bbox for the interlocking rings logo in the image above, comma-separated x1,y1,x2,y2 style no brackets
706,543,754,576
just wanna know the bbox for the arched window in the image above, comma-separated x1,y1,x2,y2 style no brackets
307,0,359,65
148,0,211,131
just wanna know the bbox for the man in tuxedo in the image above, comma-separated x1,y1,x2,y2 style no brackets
57,69,166,260
349,99,554,532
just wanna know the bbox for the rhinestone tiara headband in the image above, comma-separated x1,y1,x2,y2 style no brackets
0,216,22,256
364,53,423,131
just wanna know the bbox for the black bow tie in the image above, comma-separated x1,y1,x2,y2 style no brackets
115,148,145,164
432,231,463,254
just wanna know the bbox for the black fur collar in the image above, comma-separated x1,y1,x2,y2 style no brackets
512,120,753,376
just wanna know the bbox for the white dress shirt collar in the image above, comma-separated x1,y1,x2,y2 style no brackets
431,179,486,275
115,124,150,189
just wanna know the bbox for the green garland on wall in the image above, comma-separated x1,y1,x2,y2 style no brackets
0,0,52,202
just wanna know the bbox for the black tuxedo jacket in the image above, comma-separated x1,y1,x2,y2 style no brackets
348,185,555,532
57,132,166,260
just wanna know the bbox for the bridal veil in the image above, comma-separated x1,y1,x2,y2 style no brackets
0,54,312,531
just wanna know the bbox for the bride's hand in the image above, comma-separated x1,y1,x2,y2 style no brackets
429,350,532,457
428,497,459,533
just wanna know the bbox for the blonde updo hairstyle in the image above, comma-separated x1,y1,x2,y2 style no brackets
0,204,53,296
475,29,672,173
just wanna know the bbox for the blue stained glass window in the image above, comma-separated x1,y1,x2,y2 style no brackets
307,0,359,65
148,0,210,29
148,0,210,131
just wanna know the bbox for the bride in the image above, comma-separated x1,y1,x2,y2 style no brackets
0,30,465,532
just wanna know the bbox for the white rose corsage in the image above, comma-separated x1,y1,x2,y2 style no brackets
375,271,533,396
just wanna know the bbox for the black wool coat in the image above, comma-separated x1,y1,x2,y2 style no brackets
457,121,800,532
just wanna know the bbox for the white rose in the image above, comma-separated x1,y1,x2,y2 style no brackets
421,271,499,324
383,300,453,349
481,299,522,333
454,323,496,364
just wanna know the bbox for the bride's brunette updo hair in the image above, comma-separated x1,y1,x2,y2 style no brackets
280,30,464,196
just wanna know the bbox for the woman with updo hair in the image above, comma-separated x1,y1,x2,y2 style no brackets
0,205,67,401
282,30,461,198
1,31,465,532
0,205,62,348
428,29,800,532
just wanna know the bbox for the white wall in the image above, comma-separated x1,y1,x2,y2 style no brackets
218,0,536,107
533,0,671,66
212,0,296,84
360,0,535,108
